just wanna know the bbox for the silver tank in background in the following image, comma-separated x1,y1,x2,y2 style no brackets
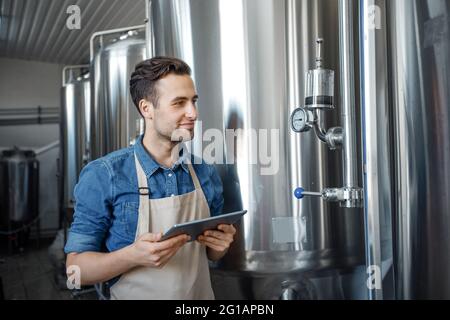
150,0,365,299
388,0,450,299
0,148,39,227
90,27,147,159
60,66,91,208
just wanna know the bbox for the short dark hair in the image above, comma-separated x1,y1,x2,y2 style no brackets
129,56,192,114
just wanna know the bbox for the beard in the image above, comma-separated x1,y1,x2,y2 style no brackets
170,127,194,142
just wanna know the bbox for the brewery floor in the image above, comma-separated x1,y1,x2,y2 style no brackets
0,238,97,300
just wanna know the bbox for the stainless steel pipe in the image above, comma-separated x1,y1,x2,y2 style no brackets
338,0,359,191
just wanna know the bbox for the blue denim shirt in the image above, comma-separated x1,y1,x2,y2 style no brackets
64,135,224,254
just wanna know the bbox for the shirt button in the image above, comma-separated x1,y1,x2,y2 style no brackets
171,194,175,197
168,173,173,177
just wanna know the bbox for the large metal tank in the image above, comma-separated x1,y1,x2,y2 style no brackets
0,153,4,228
60,67,91,208
0,148,39,227
90,27,147,159
388,0,450,299
150,0,365,299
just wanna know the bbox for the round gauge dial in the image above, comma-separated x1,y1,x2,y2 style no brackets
290,107,309,133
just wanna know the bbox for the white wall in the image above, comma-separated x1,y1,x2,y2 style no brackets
0,57,64,235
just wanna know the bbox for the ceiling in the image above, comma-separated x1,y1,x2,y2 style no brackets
0,0,146,65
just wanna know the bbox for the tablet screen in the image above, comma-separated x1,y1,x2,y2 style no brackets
159,210,247,242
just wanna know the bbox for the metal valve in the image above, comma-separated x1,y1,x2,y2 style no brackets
304,38,335,110
291,38,362,209
294,187,363,207
290,38,342,150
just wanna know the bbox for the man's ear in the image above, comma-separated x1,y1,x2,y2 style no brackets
139,99,154,119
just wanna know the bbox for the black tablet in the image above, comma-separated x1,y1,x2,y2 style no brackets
159,210,247,242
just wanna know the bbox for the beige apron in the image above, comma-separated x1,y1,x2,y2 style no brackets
109,154,215,300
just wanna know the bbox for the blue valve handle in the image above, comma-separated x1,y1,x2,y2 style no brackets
294,187,322,199
294,187,305,199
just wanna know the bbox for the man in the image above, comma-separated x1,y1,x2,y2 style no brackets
65,56,236,300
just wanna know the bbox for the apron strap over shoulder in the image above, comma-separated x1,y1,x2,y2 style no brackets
187,164,201,190
134,154,150,237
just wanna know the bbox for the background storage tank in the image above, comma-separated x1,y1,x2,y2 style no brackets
60,66,91,209
90,27,147,159
0,148,39,229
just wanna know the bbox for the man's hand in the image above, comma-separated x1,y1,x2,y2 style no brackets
129,232,190,268
197,224,236,261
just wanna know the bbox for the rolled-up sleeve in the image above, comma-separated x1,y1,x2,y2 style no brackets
209,165,224,216
64,160,113,253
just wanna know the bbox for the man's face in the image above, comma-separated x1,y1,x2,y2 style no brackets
151,74,198,141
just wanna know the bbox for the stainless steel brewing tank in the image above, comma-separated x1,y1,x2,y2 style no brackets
0,153,4,227
61,73,91,208
150,0,365,295
388,0,450,299
0,148,39,226
91,29,147,159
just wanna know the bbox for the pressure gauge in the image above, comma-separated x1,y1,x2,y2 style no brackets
290,107,312,133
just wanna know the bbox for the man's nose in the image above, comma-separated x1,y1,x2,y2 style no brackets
185,102,197,120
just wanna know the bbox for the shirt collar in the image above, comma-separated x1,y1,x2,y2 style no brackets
134,134,190,178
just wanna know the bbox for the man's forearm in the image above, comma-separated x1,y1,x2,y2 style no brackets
66,245,136,286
